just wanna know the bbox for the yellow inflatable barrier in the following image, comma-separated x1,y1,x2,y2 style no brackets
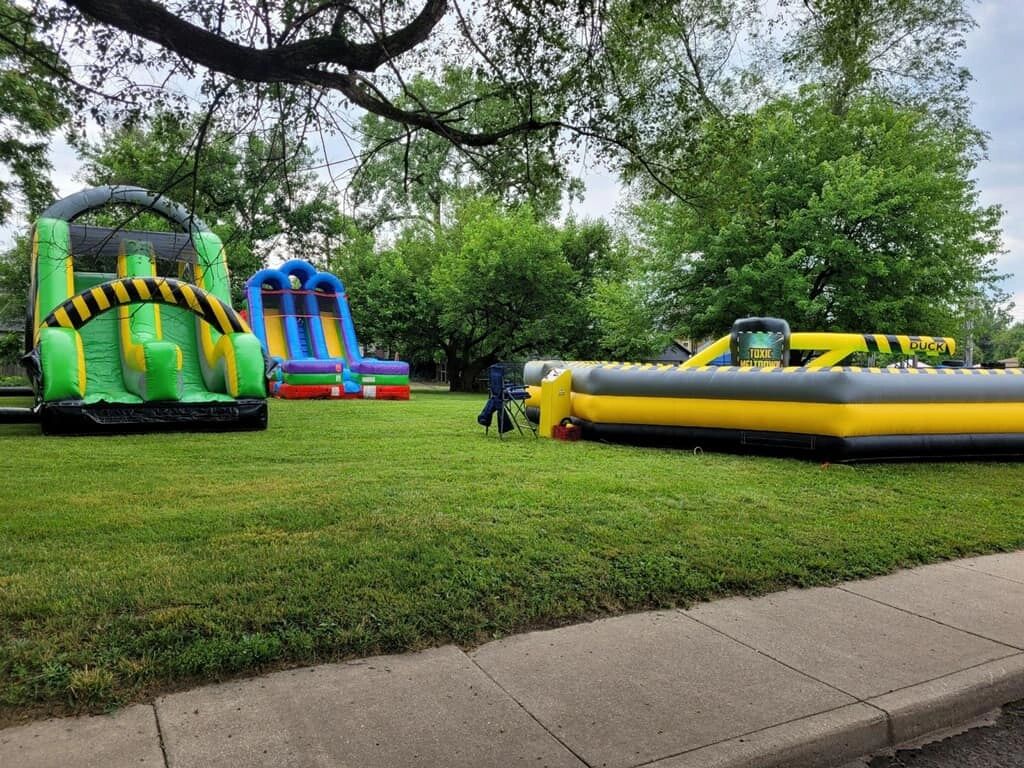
524,318,1024,461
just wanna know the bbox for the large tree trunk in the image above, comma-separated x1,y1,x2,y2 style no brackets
451,364,482,392
446,354,490,392
446,351,465,392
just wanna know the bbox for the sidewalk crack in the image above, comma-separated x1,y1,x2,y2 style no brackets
152,702,170,768
464,650,594,768
948,562,1024,586
678,609,862,701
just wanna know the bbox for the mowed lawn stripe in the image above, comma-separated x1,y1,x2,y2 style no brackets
1,392,1023,722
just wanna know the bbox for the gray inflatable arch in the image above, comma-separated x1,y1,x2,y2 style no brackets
40,186,210,235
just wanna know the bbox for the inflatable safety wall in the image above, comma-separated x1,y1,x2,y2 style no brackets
525,318,1024,460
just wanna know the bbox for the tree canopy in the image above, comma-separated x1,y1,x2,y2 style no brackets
31,0,602,148
637,91,1003,340
78,110,348,300
331,200,649,389
783,0,976,123
334,198,578,389
13,1,990,208
350,68,577,231
0,0,70,224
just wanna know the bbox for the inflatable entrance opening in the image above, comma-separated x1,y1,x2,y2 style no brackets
22,186,268,434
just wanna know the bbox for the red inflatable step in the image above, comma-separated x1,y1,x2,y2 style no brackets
270,383,410,400
363,385,410,401
273,383,359,399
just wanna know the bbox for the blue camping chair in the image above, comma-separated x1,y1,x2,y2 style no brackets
477,363,537,438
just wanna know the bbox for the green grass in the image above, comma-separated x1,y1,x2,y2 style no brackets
2,391,1024,722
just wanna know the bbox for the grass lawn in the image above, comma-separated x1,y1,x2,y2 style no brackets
2,390,1024,723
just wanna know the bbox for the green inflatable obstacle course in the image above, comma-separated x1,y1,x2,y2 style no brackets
13,186,268,434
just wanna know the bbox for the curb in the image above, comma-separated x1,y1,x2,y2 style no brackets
644,653,1024,768
867,653,1024,746
646,703,888,768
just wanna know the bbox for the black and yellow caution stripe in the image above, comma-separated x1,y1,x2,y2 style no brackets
39,277,249,337
860,334,954,356
530,360,1023,377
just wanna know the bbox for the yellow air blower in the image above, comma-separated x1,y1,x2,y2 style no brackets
539,368,573,438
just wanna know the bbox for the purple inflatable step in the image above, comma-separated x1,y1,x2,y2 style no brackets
277,358,409,376
280,359,347,375
352,360,409,376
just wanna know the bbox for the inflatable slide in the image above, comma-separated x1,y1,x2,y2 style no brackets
18,186,267,434
245,260,409,399
526,317,1024,461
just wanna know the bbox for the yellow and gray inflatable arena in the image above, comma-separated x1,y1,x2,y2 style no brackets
524,318,1024,461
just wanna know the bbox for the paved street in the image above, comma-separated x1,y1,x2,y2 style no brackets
868,699,1024,767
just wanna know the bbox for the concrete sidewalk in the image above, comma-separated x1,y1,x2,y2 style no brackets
3,552,1024,768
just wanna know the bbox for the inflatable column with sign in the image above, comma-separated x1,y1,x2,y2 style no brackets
729,317,791,369
539,368,573,437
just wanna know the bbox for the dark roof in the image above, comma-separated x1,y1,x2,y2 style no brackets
658,340,691,362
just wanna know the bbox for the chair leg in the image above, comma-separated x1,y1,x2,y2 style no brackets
504,395,536,438
517,402,537,437
512,406,525,436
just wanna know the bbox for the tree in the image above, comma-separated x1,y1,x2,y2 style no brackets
781,0,976,123
351,68,577,230
594,0,768,185
0,236,32,331
333,197,578,390
965,297,1019,365
559,218,625,295
587,277,668,360
32,0,603,148
636,91,1003,341
0,0,70,224
332,203,659,382
28,0,767,197
557,217,663,359
78,110,347,301
0,329,20,365
988,322,1024,364
15,1,995,212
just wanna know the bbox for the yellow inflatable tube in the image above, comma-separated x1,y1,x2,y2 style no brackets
524,325,1024,460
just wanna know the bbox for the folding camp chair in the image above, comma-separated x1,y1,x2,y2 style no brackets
477,363,537,438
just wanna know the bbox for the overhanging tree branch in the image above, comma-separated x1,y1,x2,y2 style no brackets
57,0,572,148
63,0,447,73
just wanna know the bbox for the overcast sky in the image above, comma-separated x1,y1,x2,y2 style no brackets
960,0,1024,319
14,1,1024,320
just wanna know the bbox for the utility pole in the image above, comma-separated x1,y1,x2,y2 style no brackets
964,315,974,367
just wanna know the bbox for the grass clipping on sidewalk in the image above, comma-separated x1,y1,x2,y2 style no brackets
2,392,1023,720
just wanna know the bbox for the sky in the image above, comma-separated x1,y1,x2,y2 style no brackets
10,1,1024,320
959,0,1024,320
